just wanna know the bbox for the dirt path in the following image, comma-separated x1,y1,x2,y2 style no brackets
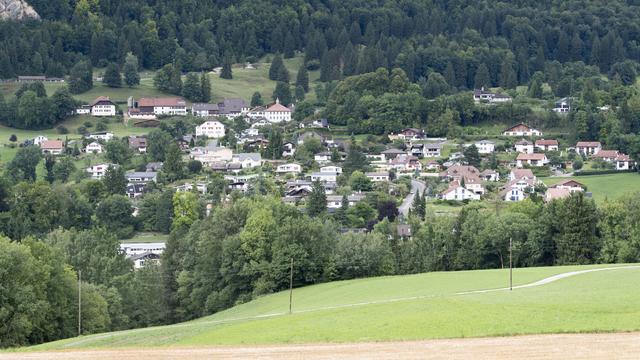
3,333,640,359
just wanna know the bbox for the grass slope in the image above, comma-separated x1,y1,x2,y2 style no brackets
25,264,640,350
542,173,640,203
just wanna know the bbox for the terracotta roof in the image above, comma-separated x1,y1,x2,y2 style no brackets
266,102,291,112
503,123,532,132
138,97,186,107
545,188,572,202
593,150,619,159
550,179,585,189
511,169,535,179
576,141,601,147
517,153,546,160
535,139,558,146
40,140,64,149
616,153,632,162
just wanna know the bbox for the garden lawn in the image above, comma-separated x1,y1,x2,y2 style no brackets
542,173,640,203
23,264,640,350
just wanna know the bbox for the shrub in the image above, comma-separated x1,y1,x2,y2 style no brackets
76,126,87,135
56,126,68,134
9,134,17,142
84,121,93,128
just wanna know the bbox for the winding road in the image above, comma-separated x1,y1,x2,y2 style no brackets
399,179,426,217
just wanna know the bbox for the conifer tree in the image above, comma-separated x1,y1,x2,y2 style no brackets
200,72,211,102
295,64,309,92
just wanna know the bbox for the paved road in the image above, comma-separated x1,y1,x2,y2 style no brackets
399,179,426,217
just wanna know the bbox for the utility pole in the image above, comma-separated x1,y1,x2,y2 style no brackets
78,270,82,336
509,238,513,291
289,258,294,314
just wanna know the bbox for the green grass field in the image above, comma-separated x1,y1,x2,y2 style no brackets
542,173,640,202
23,263,640,350
120,232,169,244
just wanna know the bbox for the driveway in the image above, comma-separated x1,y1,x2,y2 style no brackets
399,179,426,217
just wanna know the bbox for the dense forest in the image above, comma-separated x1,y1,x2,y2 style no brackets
1,0,640,85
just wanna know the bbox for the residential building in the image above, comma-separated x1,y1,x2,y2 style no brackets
509,169,536,181
549,179,585,193
575,141,601,156
516,153,549,167
85,141,103,154
535,139,559,152
473,87,512,103
515,139,534,154
33,135,48,146
381,148,407,162
439,181,481,201
480,169,500,181
390,155,422,172
552,98,571,113
616,153,634,170
175,182,208,194
502,123,543,137
396,128,425,141
195,120,225,139
86,164,114,179
192,147,233,166
297,131,324,145
593,150,620,162
282,142,296,157
130,253,161,269
191,98,247,118
126,183,146,199
475,140,495,154
231,153,262,168
191,103,219,117
545,188,573,202
276,163,302,174
120,242,166,257
396,224,412,239
246,98,292,123
424,143,442,157
40,140,64,155
88,131,114,142
366,172,390,182
311,172,338,183
326,194,366,209
501,178,537,202
128,136,147,153
146,162,163,172
320,165,342,175
410,144,424,158
314,152,331,164
126,171,157,183
88,96,117,116
131,97,187,117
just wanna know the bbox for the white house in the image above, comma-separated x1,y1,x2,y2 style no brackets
616,153,633,170
516,153,549,167
366,172,390,182
314,152,332,164
232,153,262,168
549,179,585,193
535,139,559,152
552,98,571,113
509,169,536,181
473,88,512,103
515,139,534,154
86,164,114,179
575,141,601,156
126,171,158,183
326,194,366,209
132,97,187,117
175,182,208,194
503,123,543,137
88,132,114,142
320,165,342,175
89,96,117,116
85,141,103,154
475,140,495,154
439,181,480,201
40,140,64,155
310,172,338,182
196,120,225,139
33,135,48,146
480,169,500,181
120,242,166,257
247,99,292,123
276,163,302,174
381,148,407,162
424,143,442,157
192,147,233,166
282,142,296,157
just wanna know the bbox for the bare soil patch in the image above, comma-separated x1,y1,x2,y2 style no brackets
3,332,639,360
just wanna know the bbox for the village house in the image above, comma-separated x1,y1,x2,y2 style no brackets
593,150,620,162
130,253,161,269
396,224,412,239
549,179,585,193
326,194,367,209
246,98,292,123
480,169,500,181
126,183,146,199
475,140,495,154
439,181,481,201
88,131,114,142
501,177,538,202
515,139,535,154
195,120,225,139
439,165,485,195
535,139,559,152
128,136,147,153
516,153,548,167
552,98,571,113
175,182,208,194
282,142,296,157
502,123,543,137
390,155,422,172
473,87,512,104
129,97,187,118
192,147,233,166
410,144,424,158
126,171,157,183
32,135,48,146
425,160,441,171
381,148,407,162
85,141,103,154
276,163,302,175
311,172,338,183
396,128,425,142
615,153,633,170
424,143,442,157
86,164,114,180
544,188,573,202
230,153,261,168
509,169,536,181
120,243,165,269
76,96,117,116
191,98,247,118
40,140,64,155
366,172,390,182
575,141,602,156
314,152,332,164
592,150,634,170
297,131,325,145
320,165,342,174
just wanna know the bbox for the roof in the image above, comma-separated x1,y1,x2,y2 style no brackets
545,188,572,202
381,148,407,155
126,171,157,179
128,136,147,147
266,102,291,112
90,96,115,106
511,169,535,179
365,172,389,177
480,169,498,175
593,150,619,159
476,140,494,144
397,224,412,237
424,143,442,149
234,153,262,161
439,165,480,178
192,103,219,111
535,139,558,146
503,123,532,132
326,194,366,202
576,141,601,147
515,139,533,146
219,98,247,113
550,179,584,189
517,153,547,160
40,140,64,149
138,97,186,107
616,153,632,161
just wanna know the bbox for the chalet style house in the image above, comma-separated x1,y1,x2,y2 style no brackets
535,139,559,152
575,141,602,156
76,96,117,116
246,99,292,123
503,123,543,137
473,87,512,104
